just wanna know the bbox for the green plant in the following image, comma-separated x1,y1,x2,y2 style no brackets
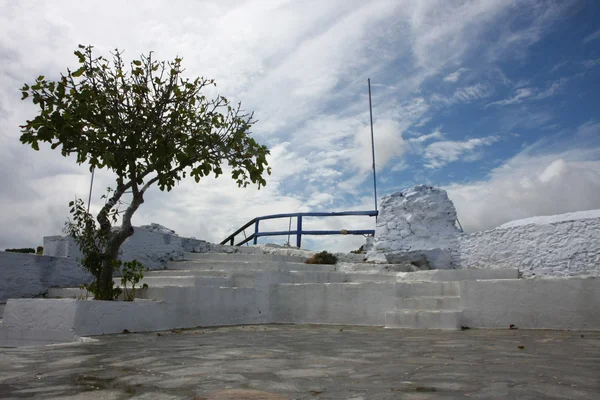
36,246,44,255
66,198,123,300
21,45,270,299
305,251,338,265
116,260,148,301
5,248,35,253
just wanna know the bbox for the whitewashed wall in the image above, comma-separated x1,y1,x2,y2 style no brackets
44,225,211,268
2,226,213,301
460,277,600,329
454,216,600,277
367,185,600,277
0,252,91,301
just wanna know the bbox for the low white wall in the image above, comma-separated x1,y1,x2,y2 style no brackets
0,285,270,346
0,299,80,346
44,226,210,269
455,216,600,277
460,277,600,330
0,252,91,302
3,275,600,346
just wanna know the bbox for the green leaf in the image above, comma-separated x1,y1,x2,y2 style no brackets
21,92,28,100
31,141,39,151
133,60,142,66
72,67,86,77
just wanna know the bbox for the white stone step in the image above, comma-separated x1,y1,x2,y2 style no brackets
114,276,232,287
168,260,338,273
385,310,462,329
395,296,460,310
345,273,399,282
402,268,519,282
47,286,169,301
185,252,306,263
396,281,459,297
148,269,398,284
212,245,264,255
145,270,230,277
47,287,91,299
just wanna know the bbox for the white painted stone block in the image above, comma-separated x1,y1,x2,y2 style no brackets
367,185,461,269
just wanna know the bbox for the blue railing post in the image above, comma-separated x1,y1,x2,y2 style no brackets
253,219,259,245
296,216,302,248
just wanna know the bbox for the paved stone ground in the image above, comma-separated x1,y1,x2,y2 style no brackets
1,325,599,399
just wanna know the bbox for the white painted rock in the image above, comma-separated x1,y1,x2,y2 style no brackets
139,223,177,236
367,185,461,269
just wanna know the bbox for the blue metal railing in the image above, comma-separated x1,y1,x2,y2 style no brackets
221,210,378,247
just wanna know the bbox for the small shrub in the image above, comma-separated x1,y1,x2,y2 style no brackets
117,260,148,301
36,246,44,255
5,248,35,254
305,251,338,265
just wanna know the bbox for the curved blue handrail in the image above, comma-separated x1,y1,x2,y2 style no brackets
220,210,378,247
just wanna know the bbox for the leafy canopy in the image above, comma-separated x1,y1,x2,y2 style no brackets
20,45,270,191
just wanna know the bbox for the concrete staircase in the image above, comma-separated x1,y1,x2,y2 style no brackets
43,251,520,331
385,269,519,329
46,252,400,300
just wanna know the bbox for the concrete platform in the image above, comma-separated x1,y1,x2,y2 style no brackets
0,325,598,399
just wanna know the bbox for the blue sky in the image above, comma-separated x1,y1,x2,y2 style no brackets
1,0,600,252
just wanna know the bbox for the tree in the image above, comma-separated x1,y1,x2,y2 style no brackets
20,45,271,300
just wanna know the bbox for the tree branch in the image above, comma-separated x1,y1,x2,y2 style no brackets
96,181,132,232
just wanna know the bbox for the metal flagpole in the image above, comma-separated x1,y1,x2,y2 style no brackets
87,167,95,213
368,78,378,216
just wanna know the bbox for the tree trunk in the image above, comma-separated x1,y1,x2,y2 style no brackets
95,191,144,300
96,227,135,300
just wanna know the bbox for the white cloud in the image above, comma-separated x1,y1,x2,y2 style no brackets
446,123,600,232
583,29,600,44
409,128,444,144
582,58,600,69
391,161,408,172
424,136,500,169
487,77,569,107
352,119,409,172
487,87,534,106
414,117,432,128
431,83,493,105
443,68,468,82
533,78,568,99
